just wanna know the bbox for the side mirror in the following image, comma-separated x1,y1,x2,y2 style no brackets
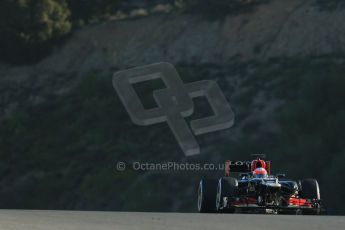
277,173,286,178
240,173,248,178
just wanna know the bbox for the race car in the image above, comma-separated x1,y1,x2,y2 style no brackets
197,155,322,214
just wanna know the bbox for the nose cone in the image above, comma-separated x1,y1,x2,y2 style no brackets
267,183,281,188
266,181,281,192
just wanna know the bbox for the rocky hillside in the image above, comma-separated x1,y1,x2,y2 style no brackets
1,0,345,213
2,0,345,75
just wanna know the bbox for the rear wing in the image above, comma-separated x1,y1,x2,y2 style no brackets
225,160,271,176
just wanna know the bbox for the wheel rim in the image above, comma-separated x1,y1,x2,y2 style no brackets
257,195,263,205
216,180,221,211
197,182,203,211
315,181,321,200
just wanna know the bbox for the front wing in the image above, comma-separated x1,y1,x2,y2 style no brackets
222,196,322,213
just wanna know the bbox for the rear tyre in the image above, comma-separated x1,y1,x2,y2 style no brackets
299,179,321,215
216,177,238,213
198,179,218,213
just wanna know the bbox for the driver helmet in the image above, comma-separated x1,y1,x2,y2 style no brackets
253,167,268,178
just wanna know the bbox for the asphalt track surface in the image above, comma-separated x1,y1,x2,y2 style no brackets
0,210,344,230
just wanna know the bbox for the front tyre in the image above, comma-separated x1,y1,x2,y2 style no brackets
216,177,238,213
198,179,218,213
299,179,321,215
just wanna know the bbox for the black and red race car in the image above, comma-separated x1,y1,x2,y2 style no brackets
197,155,322,214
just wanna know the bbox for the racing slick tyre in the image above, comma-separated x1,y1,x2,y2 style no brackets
216,177,238,213
198,179,218,213
299,179,321,215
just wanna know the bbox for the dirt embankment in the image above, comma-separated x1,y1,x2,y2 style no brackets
1,0,345,80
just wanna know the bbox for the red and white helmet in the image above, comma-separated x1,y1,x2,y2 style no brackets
253,167,268,178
